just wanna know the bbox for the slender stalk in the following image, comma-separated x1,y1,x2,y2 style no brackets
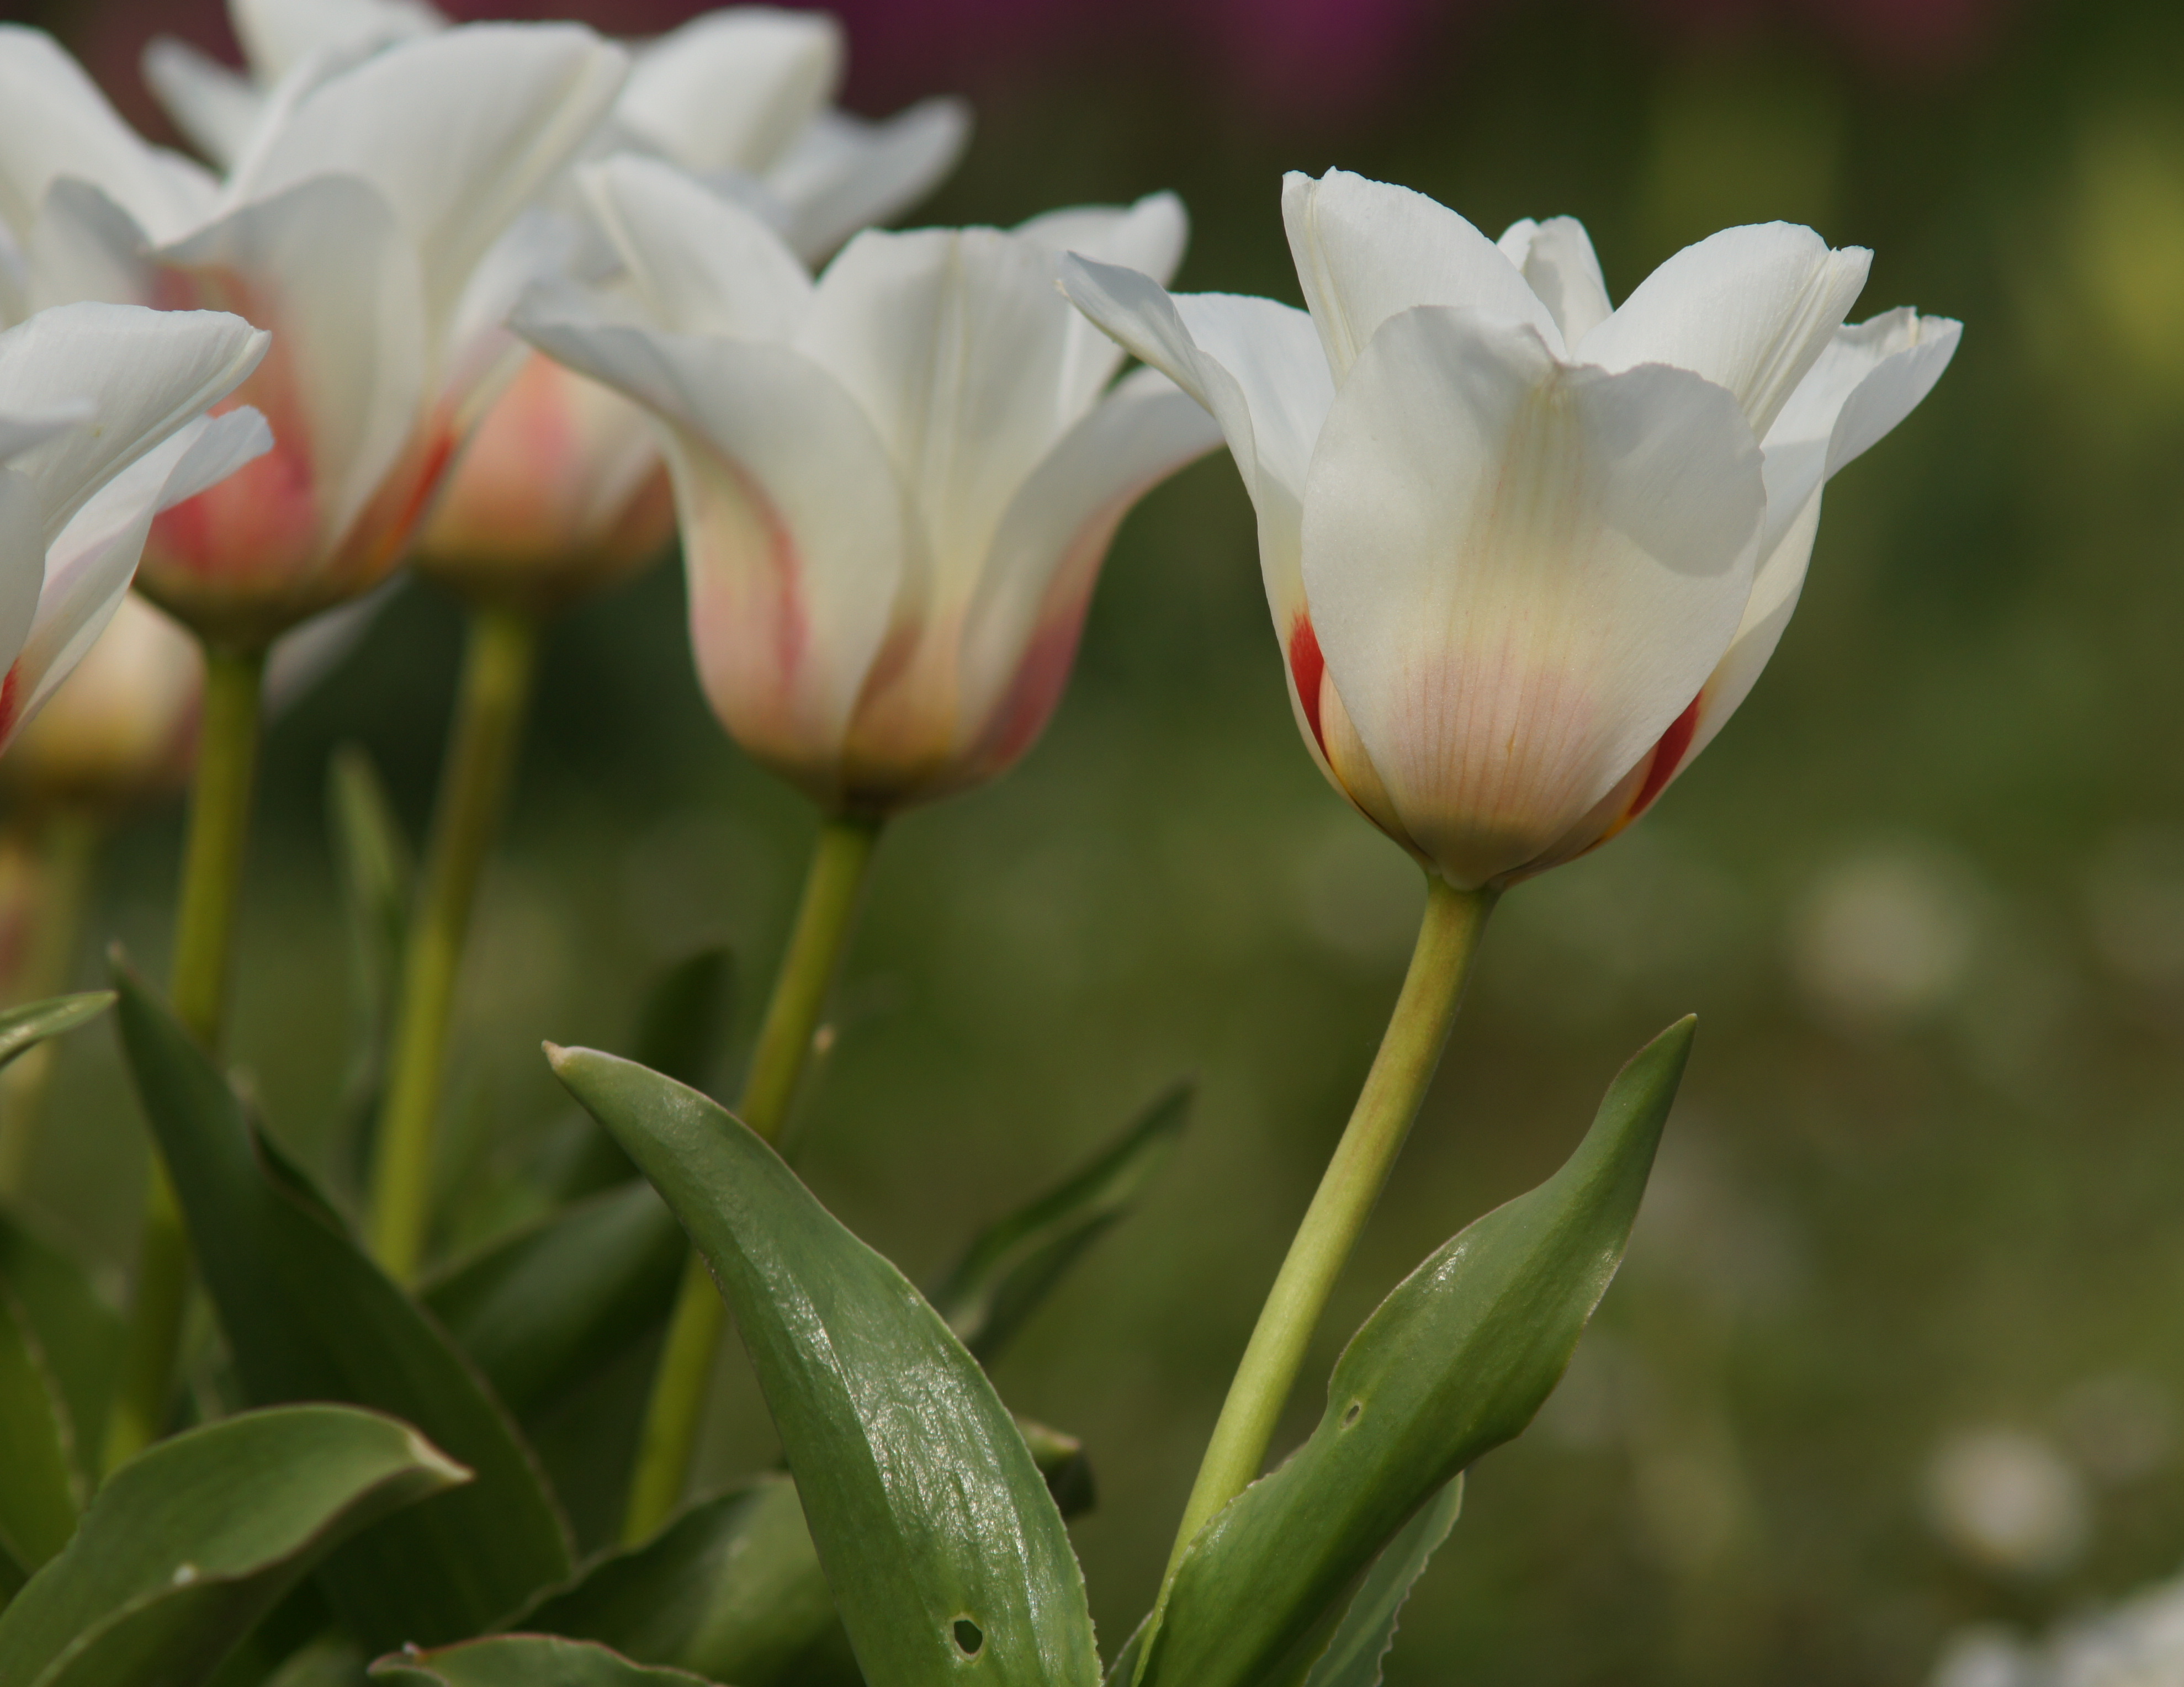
366,604,540,1280
621,813,883,1543
103,644,266,1474
0,809,99,1196
1164,876,1495,1574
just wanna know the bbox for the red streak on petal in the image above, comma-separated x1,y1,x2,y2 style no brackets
1289,614,1328,756
1626,693,1704,823
0,664,21,749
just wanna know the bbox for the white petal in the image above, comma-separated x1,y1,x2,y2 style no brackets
1757,308,1961,559
769,98,971,263
1019,192,1188,422
947,365,1223,777
0,405,88,465
1301,305,1763,889
1576,221,1871,441
0,25,214,243
801,224,1098,601
1059,252,1333,634
24,178,154,314
235,23,628,339
618,9,840,177
1281,168,1560,379
0,299,268,544
232,0,446,82
153,174,427,556
582,154,813,341
514,294,907,797
12,410,268,734
142,36,268,171
0,466,43,686
1496,214,1613,346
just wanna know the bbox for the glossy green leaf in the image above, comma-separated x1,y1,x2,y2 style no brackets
932,1080,1191,1362
0,1208,119,1488
0,1404,466,1687
1298,1477,1461,1687
0,1282,77,1574
521,1421,1097,1683
1136,1018,1693,1687
422,1181,685,1421
112,959,574,1653
521,1477,827,1683
368,1634,707,1686
0,993,112,1074
550,1046,1101,1687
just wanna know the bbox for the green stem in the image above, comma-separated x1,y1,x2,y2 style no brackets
0,809,99,1196
104,643,266,1474
366,604,540,1280
1164,876,1495,1575
621,813,883,1544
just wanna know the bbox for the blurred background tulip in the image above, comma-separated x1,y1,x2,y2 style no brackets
8,0,2184,1683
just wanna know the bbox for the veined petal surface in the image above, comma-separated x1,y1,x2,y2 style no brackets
1282,168,1560,375
515,297,907,806
1301,305,1763,888
1496,215,1613,347
1575,221,1871,439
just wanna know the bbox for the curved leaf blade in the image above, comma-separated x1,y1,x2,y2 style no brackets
0,1211,120,1489
0,1282,77,1574
369,1633,708,1686
1138,1018,1694,1687
932,1080,1191,1363
422,1181,686,1421
549,1046,1101,1687
1299,1476,1461,1687
0,993,113,1074
112,959,574,1652
0,1404,466,1687
520,1477,831,1683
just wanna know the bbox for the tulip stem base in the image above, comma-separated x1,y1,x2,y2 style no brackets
105,641,267,1474
1164,876,1494,1574
367,602,542,1281
621,812,883,1544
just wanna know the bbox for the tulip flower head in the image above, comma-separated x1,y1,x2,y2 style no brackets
1063,169,1960,889
0,301,268,757
144,1,971,614
517,158,1222,814
0,22,628,648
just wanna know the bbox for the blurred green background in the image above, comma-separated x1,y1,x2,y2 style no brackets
11,0,2184,1680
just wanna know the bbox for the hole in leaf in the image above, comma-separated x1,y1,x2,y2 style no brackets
1342,1399,1363,1428
953,1617,985,1657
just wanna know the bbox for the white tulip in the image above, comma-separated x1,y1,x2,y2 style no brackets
0,301,267,754
1062,168,1960,889
142,2,971,613
0,21,628,646
516,158,1222,811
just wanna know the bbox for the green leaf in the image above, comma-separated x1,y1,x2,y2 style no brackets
0,993,113,1074
931,1080,1191,1363
326,744,415,1179
521,1423,1095,1682
112,958,574,1653
550,1047,1101,1687
520,1476,828,1683
1136,1017,1693,1687
0,1281,78,1574
422,1182,686,1421
532,946,738,1203
1298,1477,1461,1687
367,1634,708,1686
0,1208,120,1488
0,1403,467,1687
